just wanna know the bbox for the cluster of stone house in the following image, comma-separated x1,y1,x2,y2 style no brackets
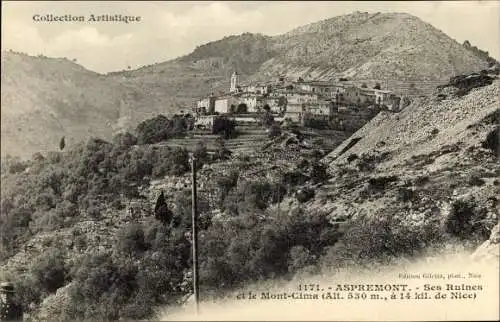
194,72,402,126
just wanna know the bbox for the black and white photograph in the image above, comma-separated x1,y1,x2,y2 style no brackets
1,1,499,321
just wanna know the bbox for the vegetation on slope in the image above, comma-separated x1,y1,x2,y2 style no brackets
2,81,497,320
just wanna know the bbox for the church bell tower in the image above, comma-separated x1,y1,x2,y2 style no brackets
230,71,239,93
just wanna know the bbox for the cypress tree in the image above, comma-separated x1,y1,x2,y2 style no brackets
154,191,173,224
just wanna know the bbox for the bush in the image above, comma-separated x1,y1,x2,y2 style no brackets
443,198,489,242
213,117,236,139
115,222,147,255
288,245,312,273
135,115,187,144
113,132,138,148
236,103,248,114
296,187,315,203
238,180,284,211
309,162,328,183
368,175,398,189
268,124,281,139
31,248,69,294
347,154,358,163
482,127,499,154
193,141,209,168
467,173,485,186
215,171,239,207
215,138,232,160
332,209,441,266
261,111,274,127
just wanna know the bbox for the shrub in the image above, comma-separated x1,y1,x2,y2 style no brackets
309,162,328,183
135,115,179,144
482,127,499,155
467,173,485,186
368,175,398,189
288,245,312,273
261,111,274,127
236,103,248,114
213,117,236,139
215,171,239,206
7,159,28,174
282,170,309,188
215,138,231,160
268,124,281,139
113,132,138,148
396,187,417,203
115,222,147,255
333,209,441,266
296,187,315,203
347,154,358,163
442,197,489,242
31,248,68,294
193,141,209,168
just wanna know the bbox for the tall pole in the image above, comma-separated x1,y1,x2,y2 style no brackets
190,156,200,315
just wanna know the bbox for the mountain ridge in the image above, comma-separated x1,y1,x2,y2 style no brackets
1,11,492,158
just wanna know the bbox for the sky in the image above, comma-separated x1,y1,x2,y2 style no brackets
2,1,499,73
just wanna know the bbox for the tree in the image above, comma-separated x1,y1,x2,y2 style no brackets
261,111,274,127
215,138,231,160
171,116,187,135
374,83,381,90
193,141,209,166
113,132,137,148
361,83,368,88
263,104,271,112
154,191,173,225
135,115,172,144
213,117,236,139
236,103,248,114
268,124,281,139
59,136,66,151
31,248,68,293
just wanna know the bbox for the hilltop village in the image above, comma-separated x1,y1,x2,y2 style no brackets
193,72,405,131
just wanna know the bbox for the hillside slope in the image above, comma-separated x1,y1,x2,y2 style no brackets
106,33,276,106
0,76,498,321
263,12,488,82
307,78,499,262
1,51,170,158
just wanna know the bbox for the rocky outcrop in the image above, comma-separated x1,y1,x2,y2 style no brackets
472,224,500,263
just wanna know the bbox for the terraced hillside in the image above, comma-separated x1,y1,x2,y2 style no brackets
156,124,348,156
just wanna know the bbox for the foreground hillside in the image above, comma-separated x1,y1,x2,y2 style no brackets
311,77,499,261
0,74,498,321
